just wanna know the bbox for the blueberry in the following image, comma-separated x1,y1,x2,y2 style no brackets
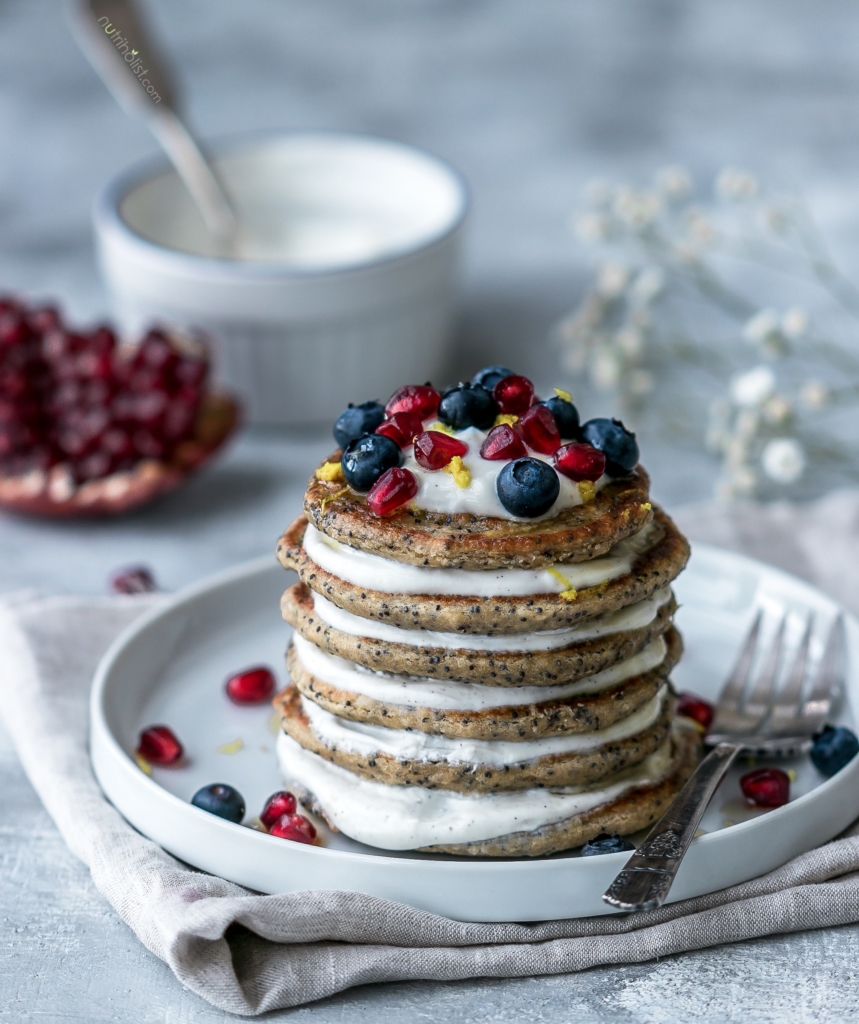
542,397,580,440
496,457,560,518
341,433,404,492
333,401,385,449
191,783,245,824
438,384,498,431
580,832,635,857
810,724,859,778
580,418,639,476
471,365,515,391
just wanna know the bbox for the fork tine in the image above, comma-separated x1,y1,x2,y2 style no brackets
767,614,813,734
743,615,786,722
802,613,845,728
716,609,763,714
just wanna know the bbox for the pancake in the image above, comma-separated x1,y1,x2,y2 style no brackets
283,626,683,740
305,456,653,570
277,724,701,857
281,581,677,686
277,508,689,635
277,683,675,792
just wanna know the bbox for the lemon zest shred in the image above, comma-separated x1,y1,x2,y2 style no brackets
493,413,519,427
134,754,152,776
217,738,244,755
320,486,349,510
547,567,577,602
427,421,454,436
578,480,596,503
641,501,652,511
315,461,344,483
553,387,573,403
443,455,471,488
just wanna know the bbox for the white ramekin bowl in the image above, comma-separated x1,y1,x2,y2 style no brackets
93,133,468,425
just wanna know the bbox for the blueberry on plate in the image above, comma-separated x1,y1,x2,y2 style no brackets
341,433,404,492
471,365,515,391
580,417,639,476
810,724,859,778
191,783,246,824
541,396,580,440
333,400,385,449
438,383,498,431
496,457,560,518
580,833,635,857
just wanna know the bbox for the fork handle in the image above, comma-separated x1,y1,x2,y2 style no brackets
602,742,740,912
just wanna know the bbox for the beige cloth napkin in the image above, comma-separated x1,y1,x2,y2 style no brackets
3,492,859,1015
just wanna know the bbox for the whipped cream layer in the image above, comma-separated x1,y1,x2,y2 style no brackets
311,587,672,651
402,424,609,519
303,520,658,597
298,685,667,766
278,731,676,849
292,633,668,710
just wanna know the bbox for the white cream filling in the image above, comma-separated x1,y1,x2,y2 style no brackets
277,731,676,849
298,685,667,766
292,633,668,710
401,425,610,519
303,520,659,597
311,587,672,651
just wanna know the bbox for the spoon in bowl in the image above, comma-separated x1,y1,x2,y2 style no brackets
68,0,238,251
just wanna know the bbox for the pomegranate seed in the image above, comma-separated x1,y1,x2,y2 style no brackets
260,790,298,829
27,307,61,334
375,411,424,448
132,430,166,459
479,424,527,461
137,332,178,373
136,725,183,766
740,767,790,808
75,451,113,482
385,383,440,420
492,374,535,415
134,391,168,428
225,666,276,705
518,404,561,455
76,351,113,381
676,692,715,732
554,442,607,482
0,315,26,348
111,566,157,594
162,400,196,441
367,466,418,515
88,326,117,355
413,430,468,469
269,812,317,844
175,357,208,389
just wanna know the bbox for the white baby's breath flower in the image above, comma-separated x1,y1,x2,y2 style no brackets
742,309,781,345
800,380,829,409
655,165,693,200
584,178,614,208
763,394,792,425
632,266,666,304
613,188,661,229
735,409,761,440
706,399,731,452
574,212,611,242
715,167,760,201
688,214,716,245
730,365,776,408
781,307,808,339
627,369,655,396
592,350,622,389
596,263,629,299
616,327,645,358
761,438,806,484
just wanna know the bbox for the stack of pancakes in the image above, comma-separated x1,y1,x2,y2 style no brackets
275,462,699,856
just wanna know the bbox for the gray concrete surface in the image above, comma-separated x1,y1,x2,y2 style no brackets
4,0,859,1019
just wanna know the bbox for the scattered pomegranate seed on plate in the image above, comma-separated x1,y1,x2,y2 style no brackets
367,466,418,515
225,666,277,705
413,430,468,469
676,692,715,732
110,565,158,594
260,791,298,829
740,767,790,808
269,812,317,844
517,404,561,455
136,725,184,766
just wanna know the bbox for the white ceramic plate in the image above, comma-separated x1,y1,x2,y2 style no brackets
90,546,859,922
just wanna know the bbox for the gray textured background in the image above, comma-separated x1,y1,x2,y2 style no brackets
4,1,859,1020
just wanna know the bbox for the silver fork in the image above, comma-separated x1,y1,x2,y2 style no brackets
602,609,845,913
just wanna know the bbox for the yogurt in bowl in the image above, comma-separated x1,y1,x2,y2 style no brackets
94,132,468,425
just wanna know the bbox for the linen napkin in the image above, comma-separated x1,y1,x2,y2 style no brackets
4,491,859,1015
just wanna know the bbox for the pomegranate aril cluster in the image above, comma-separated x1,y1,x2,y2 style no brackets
0,295,209,483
